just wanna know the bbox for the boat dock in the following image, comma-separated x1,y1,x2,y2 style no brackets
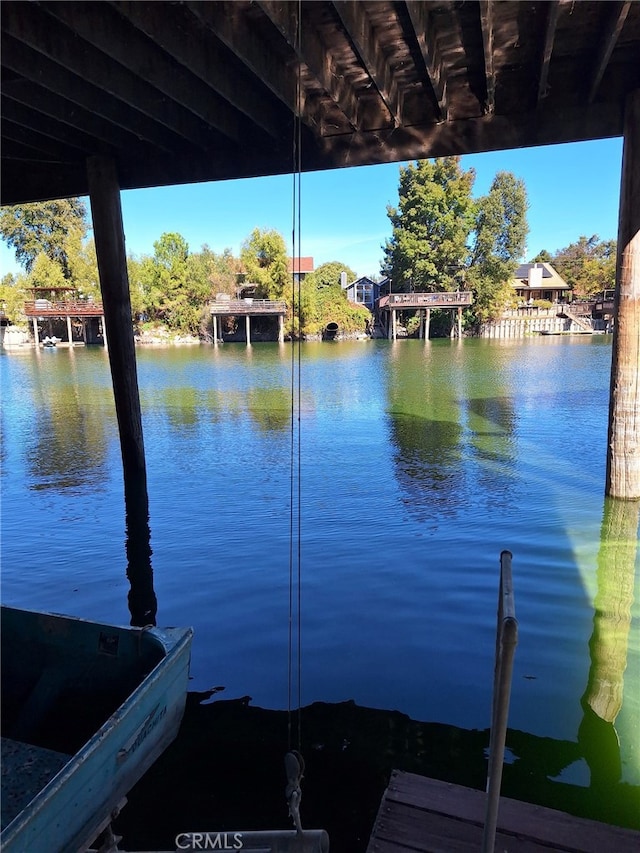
366,770,640,853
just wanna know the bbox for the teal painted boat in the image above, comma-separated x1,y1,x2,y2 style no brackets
0,605,193,853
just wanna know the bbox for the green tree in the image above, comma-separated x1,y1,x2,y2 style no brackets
305,261,357,291
531,248,552,263
240,228,289,300
0,271,28,324
0,199,88,278
552,235,616,298
382,158,476,292
135,232,207,334
468,171,529,322
28,252,68,290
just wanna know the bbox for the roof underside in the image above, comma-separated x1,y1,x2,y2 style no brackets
2,0,639,205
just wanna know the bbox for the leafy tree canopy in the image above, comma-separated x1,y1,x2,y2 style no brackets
240,228,289,300
550,235,616,298
0,199,88,278
468,171,528,322
305,260,357,290
382,157,476,292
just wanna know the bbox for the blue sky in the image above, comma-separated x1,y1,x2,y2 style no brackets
1,137,623,281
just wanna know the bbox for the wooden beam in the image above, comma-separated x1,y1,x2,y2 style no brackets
1,116,81,161
404,1,448,121
256,0,360,132
537,1,561,103
41,0,239,148
86,154,157,626
606,89,640,498
332,1,403,127
3,2,216,151
588,1,632,104
0,34,183,155
2,78,152,153
87,154,146,483
2,95,114,157
185,1,303,122
110,0,281,141
479,0,495,115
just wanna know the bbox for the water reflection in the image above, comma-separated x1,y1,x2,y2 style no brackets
578,497,639,788
385,342,464,519
124,468,157,628
26,350,110,490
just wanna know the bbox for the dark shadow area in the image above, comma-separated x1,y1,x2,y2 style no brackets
115,696,640,853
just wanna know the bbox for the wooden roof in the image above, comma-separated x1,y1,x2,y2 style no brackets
2,1,639,206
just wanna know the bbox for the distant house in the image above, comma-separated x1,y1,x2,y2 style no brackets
342,275,384,311
512,262,570,303
287,256,314,282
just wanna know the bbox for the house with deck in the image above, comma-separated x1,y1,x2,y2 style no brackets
342,275,384,311
512,262,570,304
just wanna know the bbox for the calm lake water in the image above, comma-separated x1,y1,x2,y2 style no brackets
1,337,638,829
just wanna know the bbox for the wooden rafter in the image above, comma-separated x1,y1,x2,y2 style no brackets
184,1,305,124
331,0,403,127
479,0,495,115
43,1,250,147
588,0,632,103
0,34,181,154
1,78,151,152
404,0,448,121
1,96,110,156
110,0,281,141
256,0,360,132
538,0,561,103
2,2,212,151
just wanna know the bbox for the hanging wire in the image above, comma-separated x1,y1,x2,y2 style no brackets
288,0,304,754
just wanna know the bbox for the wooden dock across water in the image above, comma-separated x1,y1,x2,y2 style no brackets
366,771,640,853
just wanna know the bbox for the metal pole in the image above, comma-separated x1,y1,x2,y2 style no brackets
482,550,518,853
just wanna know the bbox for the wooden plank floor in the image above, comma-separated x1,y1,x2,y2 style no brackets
367,771,640,853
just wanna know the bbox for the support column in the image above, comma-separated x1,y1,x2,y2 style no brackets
418,310,424,339
606,89,640,499
245,314,251,345
425,308,431,341
87,155,156,626
101,315,108,349
278,315,284,343
66,315,73,346
212,313,218,345
32,317,39,347
457,306,462,339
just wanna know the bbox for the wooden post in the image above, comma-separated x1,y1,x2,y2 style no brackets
607,89,640,499
66,315,73,345
457,306,462,339
87,155,156,626
425,308,431,341
212,313,218,345
32,317,39,347
278,315,284,343
245,313,251,345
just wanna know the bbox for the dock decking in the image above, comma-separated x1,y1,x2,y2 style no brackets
367,771,640,853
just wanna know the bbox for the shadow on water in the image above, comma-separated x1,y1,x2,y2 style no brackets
116,468,639,852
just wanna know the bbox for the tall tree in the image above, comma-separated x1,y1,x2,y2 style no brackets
552,235,616,298
0,199,88,278
382,158,476,292
468,171,529,322
304,260,357,290
240,228,289,300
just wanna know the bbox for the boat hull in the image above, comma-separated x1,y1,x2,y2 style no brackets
1,606,193,853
